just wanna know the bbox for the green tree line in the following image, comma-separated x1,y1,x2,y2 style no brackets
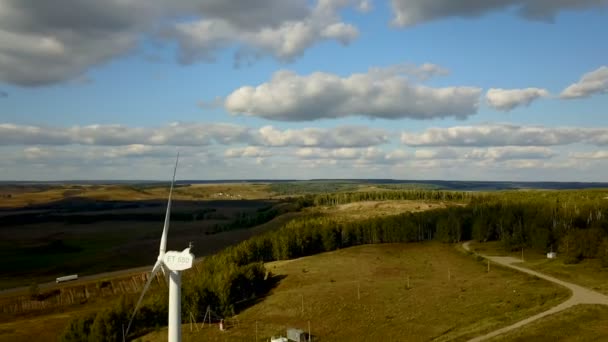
311,189,479,206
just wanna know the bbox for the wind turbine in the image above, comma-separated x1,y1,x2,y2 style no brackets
125,154,194,342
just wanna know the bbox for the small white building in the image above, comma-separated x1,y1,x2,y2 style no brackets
287,328,306,342
270,337,288,342
547,252,557,259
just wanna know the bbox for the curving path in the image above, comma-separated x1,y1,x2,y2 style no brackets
462,241,608,342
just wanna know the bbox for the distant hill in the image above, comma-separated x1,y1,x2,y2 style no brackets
2,179,608,191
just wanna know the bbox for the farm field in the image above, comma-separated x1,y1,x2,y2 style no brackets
0,204,296,290
0,182,298,289
0,183,276,208
489,304,608,341
140,243,568,342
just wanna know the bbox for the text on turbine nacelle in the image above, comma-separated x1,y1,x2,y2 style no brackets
163,249,194,271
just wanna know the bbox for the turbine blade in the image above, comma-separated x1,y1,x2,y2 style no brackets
125,260,162,338
161,263,170,286
159,153,179,254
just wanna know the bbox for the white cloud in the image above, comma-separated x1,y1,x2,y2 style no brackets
385,149,409,161
570,151,608,159
224,146,271,158
414,148,459,160
357,0,373,12
320,22,359,43
413,146,554,161
294,147,410,168
0,122,390,149
292,145,554,167
486,88,549,111
560,66,608,99
0,0,361,86
401,124,608,147
14,145,180,166
0,122,251,146
23,146,50,160
464,146,555,161
501,159,544,169
168,0,358,64
0,143,603,181
224,64,481,121
390,0,608,27
296,147,384,161
101,144,175,159
255,125,389,147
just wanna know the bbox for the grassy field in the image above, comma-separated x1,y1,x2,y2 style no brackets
0,306,100,342
470,241,608,296
489,304,608,341
140,243,568,342
308,200,449,223
0,195,286,289
3,180,431,207
0,183,276,208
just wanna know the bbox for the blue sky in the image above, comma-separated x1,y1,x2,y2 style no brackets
1,0,607,181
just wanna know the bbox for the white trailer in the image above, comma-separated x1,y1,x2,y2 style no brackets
56,274,78,283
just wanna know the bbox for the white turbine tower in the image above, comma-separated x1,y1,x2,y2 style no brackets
125,154,194,342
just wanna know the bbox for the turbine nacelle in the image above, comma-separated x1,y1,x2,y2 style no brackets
163,248,194,272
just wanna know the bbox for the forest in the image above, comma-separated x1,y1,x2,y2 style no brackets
60,189,608,341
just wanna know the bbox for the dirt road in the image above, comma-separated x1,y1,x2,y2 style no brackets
0,265,154,298
463,241,608,341
0,257,205,298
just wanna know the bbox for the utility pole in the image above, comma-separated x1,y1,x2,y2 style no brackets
308,321,311,342
301,294,304,314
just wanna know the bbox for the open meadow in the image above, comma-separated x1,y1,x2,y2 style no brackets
140,243,567,342
489,304,608,341
307,200,449,222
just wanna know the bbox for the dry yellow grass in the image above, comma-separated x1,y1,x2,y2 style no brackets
183,183,274,200
0,183,276,208
0,310,92,342
489,304,608,341
140,243,568,342
308,200,448,222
